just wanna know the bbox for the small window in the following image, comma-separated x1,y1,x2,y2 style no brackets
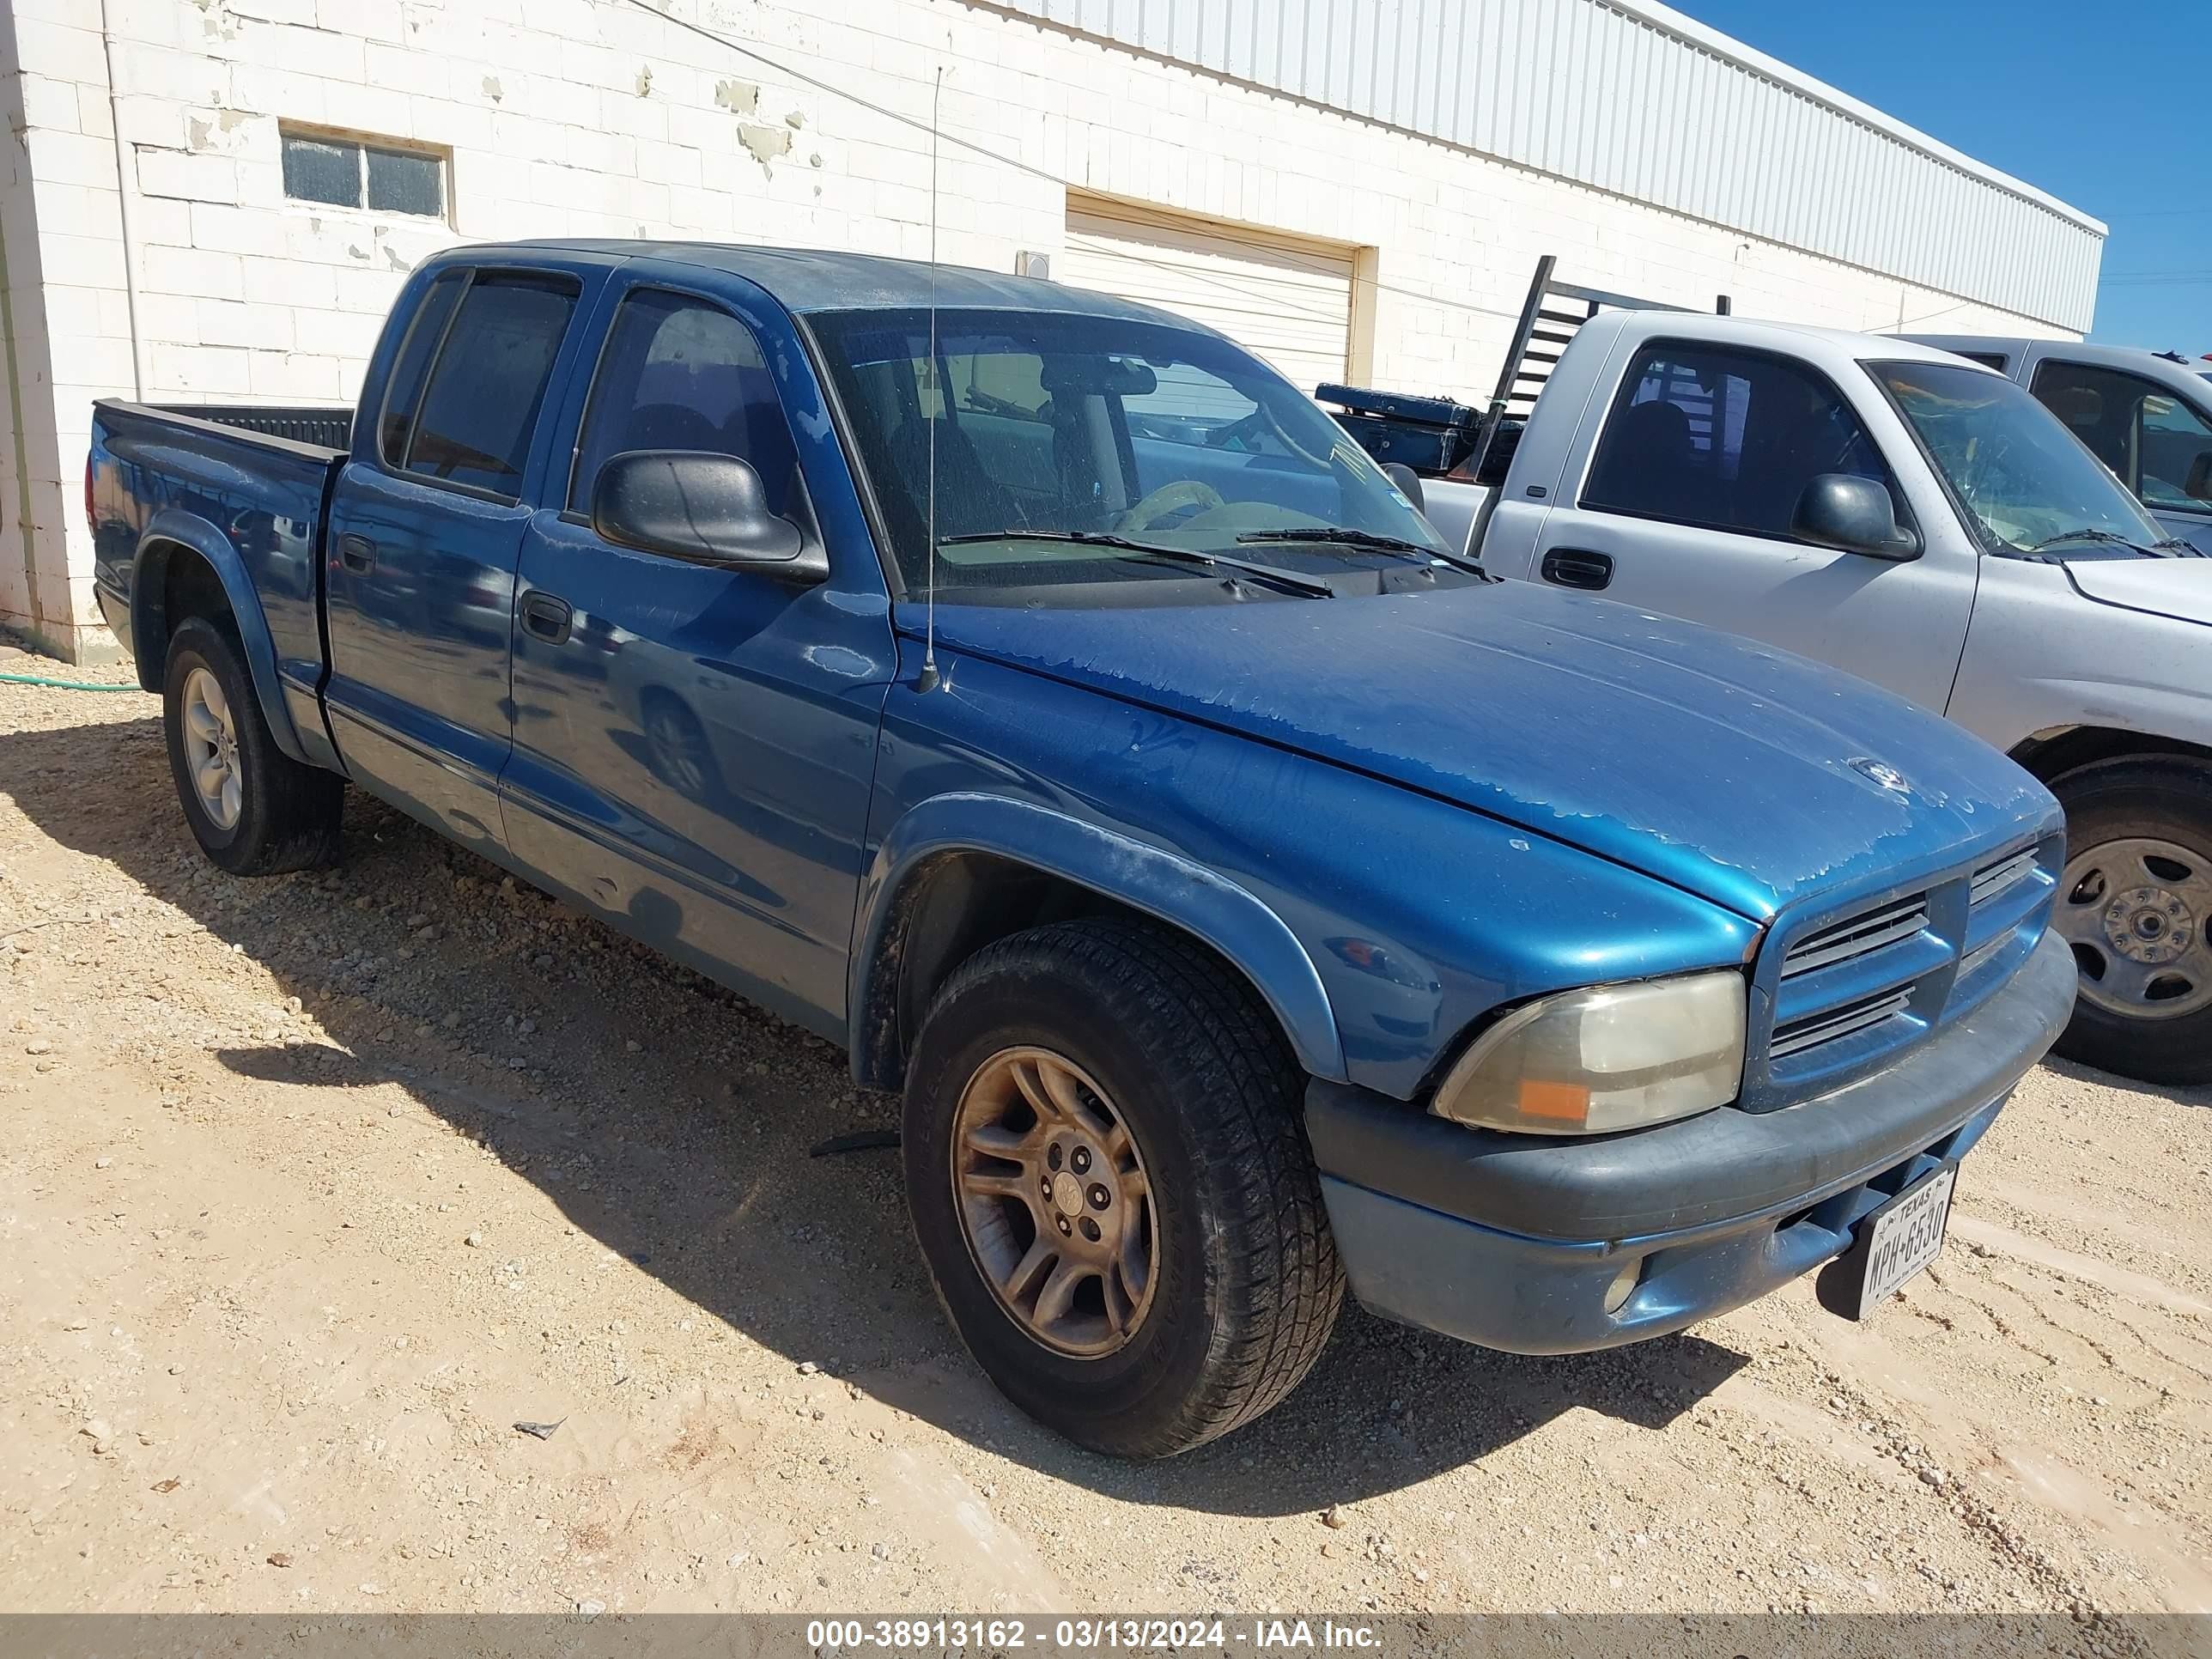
404,273,579,499
1583,342,1899,541
377,271,465,467
282,129,447,219
1957,352,2011,372
569,290,799,518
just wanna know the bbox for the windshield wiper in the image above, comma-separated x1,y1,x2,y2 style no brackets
2025,526,2155,554
934,530,1335,599
1237,525,1493,578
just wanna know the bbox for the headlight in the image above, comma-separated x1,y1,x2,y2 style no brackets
1431,970,1746,1135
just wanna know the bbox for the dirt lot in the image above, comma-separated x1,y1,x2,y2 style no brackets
3,660,2210,1623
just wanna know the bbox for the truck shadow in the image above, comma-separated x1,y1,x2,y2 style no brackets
2,711,1751,1516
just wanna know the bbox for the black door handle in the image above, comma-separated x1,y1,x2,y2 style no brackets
1540,547,1614,591
338,534,376,574
520,590,573,644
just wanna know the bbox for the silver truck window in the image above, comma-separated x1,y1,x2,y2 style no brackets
1583,342,1899,542
403,273,580,501
568,290,799,520
2030,360,2212,513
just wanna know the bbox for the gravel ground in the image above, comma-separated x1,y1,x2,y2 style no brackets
3,663,2209,1623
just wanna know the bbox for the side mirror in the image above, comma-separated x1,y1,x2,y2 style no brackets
591,451,827,580
1381,461,1426,515
1791,473,1920,561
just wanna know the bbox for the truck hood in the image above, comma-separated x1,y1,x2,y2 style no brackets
2064,556,2212,627
923,583,2054,922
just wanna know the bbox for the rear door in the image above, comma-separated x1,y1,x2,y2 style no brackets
2019,349,2212,555
1516,336,1979,713
322,262,600,849
498,271,895,1034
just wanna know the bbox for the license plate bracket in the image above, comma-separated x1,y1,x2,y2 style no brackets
1814,1164,1957,1321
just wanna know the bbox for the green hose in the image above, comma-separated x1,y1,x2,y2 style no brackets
0,672,143,691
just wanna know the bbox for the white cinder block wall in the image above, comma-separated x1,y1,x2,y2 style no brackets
3,0,2090,660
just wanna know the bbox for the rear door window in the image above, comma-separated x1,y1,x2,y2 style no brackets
403,272,580,499
376,271,465,467
1582,342,1899,542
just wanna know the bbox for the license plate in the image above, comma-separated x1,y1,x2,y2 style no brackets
1818,1165,1955,1320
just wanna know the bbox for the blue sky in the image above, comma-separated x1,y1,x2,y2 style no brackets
1674,0,2209,352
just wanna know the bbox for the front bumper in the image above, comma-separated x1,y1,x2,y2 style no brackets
1308,927,2077,1353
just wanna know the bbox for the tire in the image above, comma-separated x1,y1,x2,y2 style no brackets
2049,757,2212,1085
163,616,343,876
902,918,1343,1458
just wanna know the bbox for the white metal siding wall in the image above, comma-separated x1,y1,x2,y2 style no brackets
1000,0,2105,331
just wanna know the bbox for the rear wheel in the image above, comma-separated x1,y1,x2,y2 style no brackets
163,617,343,875
902,918,1343,1457
2050,757,2212,1085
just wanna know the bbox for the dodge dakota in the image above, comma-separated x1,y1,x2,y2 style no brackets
89,241,2074,1455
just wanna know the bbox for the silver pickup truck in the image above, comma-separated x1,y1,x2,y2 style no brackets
1381,305,2211,1085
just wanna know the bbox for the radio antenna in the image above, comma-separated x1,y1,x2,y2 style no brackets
915,64,945,695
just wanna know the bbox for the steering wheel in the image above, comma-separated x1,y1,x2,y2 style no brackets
1116,480,1224,532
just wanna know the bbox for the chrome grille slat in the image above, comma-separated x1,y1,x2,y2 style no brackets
1770,988,1912,1058
1781,896,1929,978
1970,848,2039,908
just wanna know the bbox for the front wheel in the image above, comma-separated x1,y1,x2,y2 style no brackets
902,919,1343,1457
2050,757,2212,1085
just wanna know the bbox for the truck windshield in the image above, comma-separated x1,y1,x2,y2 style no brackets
806,307,1449,598
1874,360,2179,556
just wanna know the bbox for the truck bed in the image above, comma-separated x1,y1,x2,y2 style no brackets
90,398,355,764
155,404,356,451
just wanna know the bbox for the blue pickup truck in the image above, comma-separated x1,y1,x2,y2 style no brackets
88,240,2075,1457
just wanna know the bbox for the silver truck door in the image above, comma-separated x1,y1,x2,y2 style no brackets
1521,335,1978,714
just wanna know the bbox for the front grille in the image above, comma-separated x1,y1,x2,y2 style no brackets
1781,895,1929,977
1771,988,1912,1058
1746,834,2057,1107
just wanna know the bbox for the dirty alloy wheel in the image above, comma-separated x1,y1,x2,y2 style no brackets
2050,757,2212,1085
162,616,343,877
902,918,1343,1458
949,1045,1161,1358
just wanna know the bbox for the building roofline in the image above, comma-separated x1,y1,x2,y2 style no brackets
1620,0,2106,236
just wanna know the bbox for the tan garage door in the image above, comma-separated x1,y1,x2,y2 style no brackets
1059,196,1356,395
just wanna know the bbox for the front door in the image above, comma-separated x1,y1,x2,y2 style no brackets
498,278,894,1035
1510,336,1978,714
322,265,592,849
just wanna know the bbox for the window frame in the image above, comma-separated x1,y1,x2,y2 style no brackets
278,125,450,221
559,282,790,527
368,264,585,507
1576,335,1913,550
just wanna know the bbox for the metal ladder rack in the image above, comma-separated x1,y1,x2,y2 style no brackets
1458,254,1732,483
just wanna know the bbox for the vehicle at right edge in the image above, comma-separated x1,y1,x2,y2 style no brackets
1420,315,2212,1085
